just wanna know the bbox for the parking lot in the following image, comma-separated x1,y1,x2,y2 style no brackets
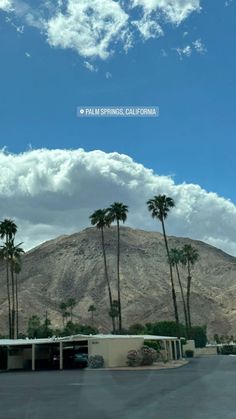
1,357,236,419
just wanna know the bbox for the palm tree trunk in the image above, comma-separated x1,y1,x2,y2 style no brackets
161,219,180,333
101,227,116,333
10,263,16,339
186,261,192,330
6,259,12,339
175,263,188,334
16,273,19,338
117,220,122,333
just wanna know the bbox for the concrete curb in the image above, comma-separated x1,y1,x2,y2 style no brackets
87,360,189,371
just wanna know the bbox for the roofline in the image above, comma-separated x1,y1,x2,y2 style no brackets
0,334,180,346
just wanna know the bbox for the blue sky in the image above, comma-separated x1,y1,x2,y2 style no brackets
0,0,235,198
1,0,236,254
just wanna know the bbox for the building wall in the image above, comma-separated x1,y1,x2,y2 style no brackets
88,338,110,367
7,347,32,369
107,338,143,367
195,347,217,357
88,337,143,367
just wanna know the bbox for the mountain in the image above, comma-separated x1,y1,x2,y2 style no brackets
0,227,236,338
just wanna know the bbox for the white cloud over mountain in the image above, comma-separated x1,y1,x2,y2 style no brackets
1,148,236,256
0,0,202,59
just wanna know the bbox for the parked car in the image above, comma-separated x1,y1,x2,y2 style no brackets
51,348,88,369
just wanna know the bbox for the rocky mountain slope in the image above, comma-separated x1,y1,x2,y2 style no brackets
0,227,236,337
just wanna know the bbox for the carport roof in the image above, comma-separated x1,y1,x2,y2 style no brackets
0,334,179,346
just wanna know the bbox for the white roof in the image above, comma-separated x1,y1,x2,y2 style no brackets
0,334,178,347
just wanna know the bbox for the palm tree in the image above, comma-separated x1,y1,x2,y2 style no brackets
109,300,119,333
88,304,96,324
3,239,24,339
59,302,68,326
13,260,22,338
0,219,17,242
67,298,76,322
181,244,199,329
147,195,180,330
107,202,129,333
0,219,17,338
90,209,116,333
169,248,188,333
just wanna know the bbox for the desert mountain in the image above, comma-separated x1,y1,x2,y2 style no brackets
0,227,236,338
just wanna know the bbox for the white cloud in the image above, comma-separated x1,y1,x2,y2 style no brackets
46,0,130,59
1,148,236,257
131,0,201,25
84,61,98,72
193,38,206,54
174,39,206,59
0,0,13,11
132,13,163,40
105,71,112,79
25,51,31,58
175,44,192,58
2,0,202,60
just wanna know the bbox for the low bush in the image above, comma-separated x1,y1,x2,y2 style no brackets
144,340,161,353
185,349,194,358
140,346,157,365
220,345,236,355
127,346,158,367
127,349,142,367
88,355,104,368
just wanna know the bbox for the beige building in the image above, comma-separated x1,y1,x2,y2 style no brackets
0,334,182,371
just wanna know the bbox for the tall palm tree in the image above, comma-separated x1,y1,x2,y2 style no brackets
0,219,17,242
147,195,180,330
59,302,68,326
5,239,24,339
13,260,22,338
107,202,129,333
88,304,96,324
169,248,188,333
67,298,76,322
181,244,199,329
90,209,116,333
0,219,17,338
109,300,119,333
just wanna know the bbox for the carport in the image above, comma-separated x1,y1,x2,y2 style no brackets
0,336,89,371
0,334,182,371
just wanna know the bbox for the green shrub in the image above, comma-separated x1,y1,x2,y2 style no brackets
185,349,194,358
88,355,104,368
128,323,145,335
189,326,207,348
144,340,161,352
220,345,236,355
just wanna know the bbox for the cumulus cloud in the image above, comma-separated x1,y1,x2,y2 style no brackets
132,13,163,40
1,0,202,60
0,0,13,11
0,148,236,257
46,0,130,59
131,0,201,25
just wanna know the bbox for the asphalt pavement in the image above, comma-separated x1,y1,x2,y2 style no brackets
1,356,236,419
